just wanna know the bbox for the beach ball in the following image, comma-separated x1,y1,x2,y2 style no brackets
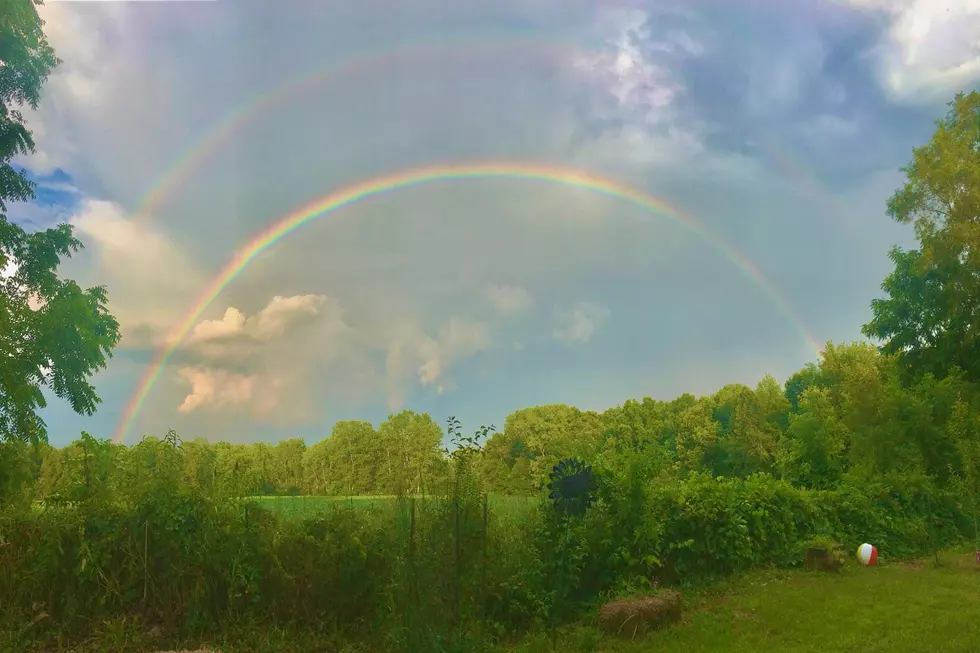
857,543,878,566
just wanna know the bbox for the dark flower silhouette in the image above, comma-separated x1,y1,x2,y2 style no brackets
547,458,598,517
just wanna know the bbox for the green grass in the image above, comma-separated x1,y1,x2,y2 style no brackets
508,548,980,653
248,494,397,519
248,493,541,523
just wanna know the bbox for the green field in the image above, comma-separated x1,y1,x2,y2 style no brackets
248,493,542,524
248,494,398,519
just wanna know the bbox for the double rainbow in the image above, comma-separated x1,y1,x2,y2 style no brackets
112,161,822,444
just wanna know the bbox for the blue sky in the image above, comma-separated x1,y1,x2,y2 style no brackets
12,0,980,447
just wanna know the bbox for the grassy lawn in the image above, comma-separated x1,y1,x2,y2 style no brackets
508,548,980,653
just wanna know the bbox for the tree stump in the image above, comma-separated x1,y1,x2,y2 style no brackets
598,590,682,639
804,542,844,572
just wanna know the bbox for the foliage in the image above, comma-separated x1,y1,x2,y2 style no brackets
863,91,980,383
0,0,60,210
3,435,973,651
0,0,120,445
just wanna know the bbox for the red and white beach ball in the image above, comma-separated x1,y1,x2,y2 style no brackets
857,543,878,566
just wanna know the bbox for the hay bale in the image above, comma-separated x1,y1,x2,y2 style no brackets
598,590,682,639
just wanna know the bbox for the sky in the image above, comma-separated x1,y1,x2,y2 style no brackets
9,0,980,447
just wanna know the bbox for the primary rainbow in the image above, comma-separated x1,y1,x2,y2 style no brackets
113,161,823,444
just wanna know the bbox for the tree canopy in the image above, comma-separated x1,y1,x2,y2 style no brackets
0,0,120,444
863,91,980,382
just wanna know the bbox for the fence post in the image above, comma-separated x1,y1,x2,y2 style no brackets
481,492,489,650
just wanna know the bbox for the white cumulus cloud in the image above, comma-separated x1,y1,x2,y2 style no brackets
67,199,205,347
835,0,980,103
384,317,493,408
485,283,533,316
553,301,610,345
177,367,282,417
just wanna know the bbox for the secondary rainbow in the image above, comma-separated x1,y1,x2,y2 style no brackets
125,37,845,253
128,35,578,227
113,161,823,445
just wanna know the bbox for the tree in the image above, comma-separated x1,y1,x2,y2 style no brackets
777,386,848,489
376,411,445,495
0,1,121,443
479,429,538,495
503,404,604,482
672,398,718,474
1,0,59,210
863,91,980,382
784,362,823,413
327,420,379,495
273,438,305,494
706,379,787,477
180,437,217,492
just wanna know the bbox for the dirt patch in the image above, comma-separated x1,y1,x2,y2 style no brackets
732,608,759,621
949,551,980,571
892,558,926,570
885,551,980,572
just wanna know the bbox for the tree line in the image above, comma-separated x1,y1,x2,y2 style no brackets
18,338,980,510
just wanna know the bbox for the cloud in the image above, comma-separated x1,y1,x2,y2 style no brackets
189,308,246,343
66,199,205,347
569,6,709,166
553,302,610,345
177,367,281,417
4,170,82,230
185,294,329,362
384,317,493,408
173,290,498,422
170,293,361,424
834,0,980,103
485,284,533,316
18,2,124,176
189,294,326,344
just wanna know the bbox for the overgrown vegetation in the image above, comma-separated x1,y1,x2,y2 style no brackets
1,412,976,651
1,3,980,652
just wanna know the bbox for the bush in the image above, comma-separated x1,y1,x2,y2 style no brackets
570,471,971,590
